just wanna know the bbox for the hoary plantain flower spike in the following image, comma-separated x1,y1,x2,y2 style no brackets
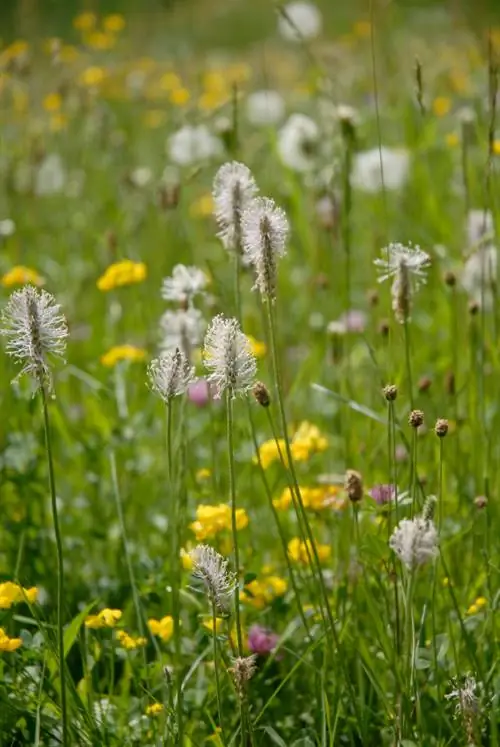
213,161,258,253
203,313,257,399
374,242,430,324
241,196,289,300
189,544,237,614
0,285,68,391
147,348,195,402
389,509,438,570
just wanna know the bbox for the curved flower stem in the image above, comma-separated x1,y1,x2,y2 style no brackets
41,385,68,747
212,602,226,746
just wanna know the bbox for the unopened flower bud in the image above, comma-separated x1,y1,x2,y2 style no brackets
253,381,271,407
409,409,424,428
345,469,363,503
434,418,449,438
383,384,398,401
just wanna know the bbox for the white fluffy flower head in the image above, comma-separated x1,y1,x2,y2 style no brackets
213,161,258,252
189,544,237,613
246,90,285,126
203,314,257,399
161,264,207,305
241,197,289,299
148,349,195,402
389,516,438,570
278,2,322,42
445,675,481,719
0,285,68,389
159,307,205,358
277,113,319,172
375,242,430,323
168,124,222,166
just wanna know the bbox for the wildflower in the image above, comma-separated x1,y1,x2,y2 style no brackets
474,495,488,509
345,469,363,502
145,702,164,717
161,264,207,306
85,608,122,629
168,124,222,166
0,629,22,652
462,245,497,308
188,378,210,407
445,675,482,743
435,418,449,437
246,90,285,126
0,582,38,609
466,209,494,247
277,114,319,172
213,161,258,252
97,260,147,291
159,308,204,358
241,575,287,609
42,92,62,112
389,515,438,570
351,147,410,193
189,544,237,614
337,310,366,333
247,336,266,358
100,345,146,367
241,197,289,299
383,384,398,401
147,349,195,401
278,2,323,42
34,154,66,196
0,285,68,389
230,655,257,698
255,437,286,469
432,97,451,117
252,381,271,407
409,409,425,428
1,266,44,288
190,504,249,541
288,537,331,565
203,314,257,399
290,421,328,461
374,242,430,323
79,66,105,87
190,193,214,218
248,624,280,656
0,219,15,237
116,631,147,650
369,484,395,505
181,548,194,570
73,12,96,31
103,14,126,32
128,167,152,188
148,615,173,642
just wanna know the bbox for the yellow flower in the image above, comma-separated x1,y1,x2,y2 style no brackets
73,13,97,31
43,92,62,112
0,628,22,652
467,603,478,615
85,608,122,629
189,504,249,541
273,487,293,510
100,345,146,368
242,574,287,609
84,31,116,51
290,421,328,462
97,259,147,291
159,72,182,91
475,596,487,608
0,40,29,65
247,336,267,359
180,548,194,571
254,438,286,470
445,133,459,148
288,538,331,565
142,109,166,129
442,577,449,587
145,703,164,717
196,468,212,482
190,194,214,218
0,582,38,609
103,14,126,33
148,616,173,642
432,97,451,117
79,66,106,88
493,140,500,156
59,45,79,64
353,20,371,38
117,631,147,650
169,87,190,106
202,616,224,634
1,266,44,288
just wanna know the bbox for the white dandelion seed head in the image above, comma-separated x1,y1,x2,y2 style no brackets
389,516,438,570
466,209,494,248
159,307,205,358
351,147,410,193
278,2,323,42
189,544,237,613
147,349,195,402
241,197,289,299
246,90,286,127
277,113,319,173
374,242,431,286
462,245,497,308
167,124,223,166
203,314,257,399
213,161,258,252
161,264,207,305
0,285,68,389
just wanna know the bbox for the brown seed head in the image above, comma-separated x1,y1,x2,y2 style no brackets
468,299,480,316
434,418,449,437
474,495,488,509
378,319,390,337
383,384,398,401
409,409,424,428
418,376,432,393
444,270,456,287
345,469,363,503
252,381,271,408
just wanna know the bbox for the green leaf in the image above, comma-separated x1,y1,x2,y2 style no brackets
259,726,288,746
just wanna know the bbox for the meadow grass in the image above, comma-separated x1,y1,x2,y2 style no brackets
0,1,500,745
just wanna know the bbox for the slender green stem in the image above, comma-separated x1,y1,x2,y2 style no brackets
212,603,225,746
410,428,418,519
403,318,413,410
226,393,243,656
41,385,68,747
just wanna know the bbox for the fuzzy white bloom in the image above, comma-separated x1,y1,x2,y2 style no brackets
241,197,289,299
0,285,68,389
203,314,257,398
161,264,207,305
277,114,319,172
462,245,497,308
129,166,153,188
159,308,204,357
0,218,15,237
375,242,430,324
351,147,410,193
213,161,258,252
246,90,286,126
389,516,438,569
168,124,223,166
35,154,66,196
189,544,237,613
466,209,494,247
445,675,480,719
147,349,195,402
278,2,322,42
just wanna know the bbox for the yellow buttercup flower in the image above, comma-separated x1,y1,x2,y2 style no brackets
117,631,147,650
97,259,147,291
1,266,44,288
475,596,487,608
196,468,212,482
190,504,249,541
85,608,122,629
42,92,62,112
103,14,126,33
59,45,79,64
254,438,286,470
84,31,116,51
100,345,146,368
169,87,190,106
445,133,459,148
467,603,478,615
202,616,224,634
0,628,22,652
148,616,173,642
353,20,371,38
190,194,214,218
247,336,267,359
73,12,97,32
432,97,451,117
180,547,194,571
145,703,164,717
159,72,182,91
0,582,38,609
79,66,106,88
493,140,500,156
288,537,331,565
241,574,287,609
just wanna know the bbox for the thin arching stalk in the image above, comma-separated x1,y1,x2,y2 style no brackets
41,385,68,747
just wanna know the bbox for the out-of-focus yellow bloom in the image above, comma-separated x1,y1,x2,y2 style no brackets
145,703,163,717
241,575,287,609
13,89,29,114
288,537,331,565
180,548,194,571
255,422,328,470
196,468,212,482
103,14,126,33
198,90,228,111
0,628,22,652
148,616,173,642
142,109,166,128
97,259,147,290
432,97,451,117
248,336,267,359
0,40,29,66
1,266,44,288
0,582,38,609
274,485,343,511
467,603,478,615
255,438,286,469
202,616,224,634
100,345,146,368
353,20,372,37
442,577,449,587
190,504,248,541
79,66,106,88
85,608,122,629
159,72,182,91
445,133,459,148
190,194,214,218
84,31,116,51
493,140,500,156
117,631,147,650
73,12,97,32
169,87,190,106
59,45,79,64
43,92,62,112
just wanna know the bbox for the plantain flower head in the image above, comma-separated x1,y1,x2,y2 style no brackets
203,314,256,398
241,196,289,300
148,348,195,401
213,161,258,252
